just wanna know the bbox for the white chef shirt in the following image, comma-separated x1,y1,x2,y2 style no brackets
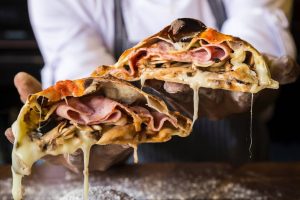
28,0,296,88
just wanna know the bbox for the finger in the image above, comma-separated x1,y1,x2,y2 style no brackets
121,144,130,148
163,82,190,93
65,150,83,171
199,90,251,120
64,145,132,172
266,55,300,84
43,145,131,173
280,56,300,84
199,88,224,104
198,89,225,119
4,128,15,143
14,72,42,103
89,145,132,171
262,53,276,63
62,153,82,173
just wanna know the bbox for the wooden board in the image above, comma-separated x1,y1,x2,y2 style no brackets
1,163,300,199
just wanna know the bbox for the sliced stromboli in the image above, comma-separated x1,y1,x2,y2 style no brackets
91,18,279,121
11,76,192,200
92,18,278,92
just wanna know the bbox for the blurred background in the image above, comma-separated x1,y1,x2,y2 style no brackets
0,0,299,164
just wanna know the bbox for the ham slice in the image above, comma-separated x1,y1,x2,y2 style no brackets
56,96,123,125
131,106,178,131
125,41,231,75
56,96,178,131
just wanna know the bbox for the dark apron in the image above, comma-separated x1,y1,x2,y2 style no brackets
113,0,269,163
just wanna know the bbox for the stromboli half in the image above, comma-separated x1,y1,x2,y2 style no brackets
12,76,192,176
92,18,278,93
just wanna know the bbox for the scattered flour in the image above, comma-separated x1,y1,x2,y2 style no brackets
60,187,134,200
211,183,268,200
0,170,273,200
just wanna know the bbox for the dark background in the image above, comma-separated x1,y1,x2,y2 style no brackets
0,0,299,163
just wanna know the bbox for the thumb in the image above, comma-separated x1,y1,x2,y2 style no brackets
5,128,14,143
14,72,42,103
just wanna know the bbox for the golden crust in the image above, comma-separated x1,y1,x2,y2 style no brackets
34,79,86,102
197,28,233,44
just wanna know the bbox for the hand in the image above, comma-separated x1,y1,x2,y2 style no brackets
5,71,42,142
197,89,252,120
263,54,300,85
5,72,131,173
63,145,132,172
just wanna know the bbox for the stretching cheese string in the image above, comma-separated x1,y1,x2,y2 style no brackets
12,169,23,200
129,143,139,163
249,93,254,159
82,144,92,200
192,85,200,125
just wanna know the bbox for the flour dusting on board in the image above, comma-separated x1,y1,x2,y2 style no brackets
0,170,272,200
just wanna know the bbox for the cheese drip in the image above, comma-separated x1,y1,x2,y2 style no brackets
12,168,23,200
141,73,200,124
82,144,92,200
129,143,139,163
11,123,97,200
80,129,95,200
192,85,200,124
249,93,254,159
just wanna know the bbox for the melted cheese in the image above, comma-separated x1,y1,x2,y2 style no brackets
192,85,200,124
82,144,92,200
249,93,254,159
12,125,146,200
12,120,98,200
141,68,205,124
129,143,138,163
11,168,23,200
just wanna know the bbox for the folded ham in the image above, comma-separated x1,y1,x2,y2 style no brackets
56,96,124,125
55,96,178,131
131,106,177,131
133,41,230,71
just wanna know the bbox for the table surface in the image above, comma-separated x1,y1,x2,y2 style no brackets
1,162,300,199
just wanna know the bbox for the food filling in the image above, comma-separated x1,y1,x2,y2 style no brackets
113,38,257,85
